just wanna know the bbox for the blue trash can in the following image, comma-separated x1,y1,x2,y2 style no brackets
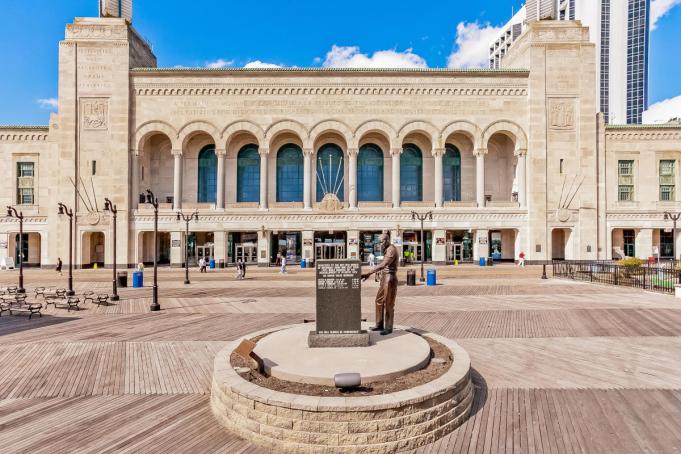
300,259,306,269
209,259,215,269
426,269,437,286
132,271,144,288
479,257,486,267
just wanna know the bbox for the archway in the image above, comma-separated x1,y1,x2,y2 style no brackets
197,145,217,203
357,144,384,202
443,145,462,202
81,232,105,268
276,144,304,202
401,144,423,202
316,144,345,202
237,144,260,203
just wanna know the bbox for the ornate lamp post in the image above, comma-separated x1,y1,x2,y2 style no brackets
411,210,433,282
145,189,160,311
57,202,75,296
6,206,25,293
176,210,198,285
663,211,681,261
103,198,119,301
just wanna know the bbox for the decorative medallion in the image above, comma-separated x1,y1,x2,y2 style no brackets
548,98,576,130
86,211,101,226
557,208,570,223
81,98,109,130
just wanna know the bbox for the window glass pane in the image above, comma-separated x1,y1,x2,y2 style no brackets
357,144,383,202
316,144,344,202
237,145,260,203
197,146,217,203
276,144,304,202
443,145,461,201
400,144,422,202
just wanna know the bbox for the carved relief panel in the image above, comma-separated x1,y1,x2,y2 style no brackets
548,98,576,131
81,98,109,131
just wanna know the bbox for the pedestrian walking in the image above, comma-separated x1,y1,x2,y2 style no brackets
56,257,63,276
280,255,287,274
199,257,206,273
236,259,244,280
242,259,247,279
518,251,525,267
276,252,282,267
368,252,376,267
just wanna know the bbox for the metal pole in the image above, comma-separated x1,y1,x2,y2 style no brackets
150,201,159,311
18,214,25,293
67,212,74,296
111,208,119,301
185,218,190,285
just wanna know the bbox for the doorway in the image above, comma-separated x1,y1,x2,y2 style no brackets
446,230,473,262
314,231,347,260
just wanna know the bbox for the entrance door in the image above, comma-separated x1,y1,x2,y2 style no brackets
236,244,257,263
197,245,214,261
14,233,28,266
404,243,422,263
315,243,346,260
446,242,463,262
623,229,635,257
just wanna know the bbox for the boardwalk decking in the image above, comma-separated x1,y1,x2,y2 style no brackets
0,265,680,453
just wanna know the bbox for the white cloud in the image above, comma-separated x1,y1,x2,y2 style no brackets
321,45,427,68
651,0,681,30
205,58,234,69
37,98,58,109
643,95,681,123
243,60,282,69
447,21,501,69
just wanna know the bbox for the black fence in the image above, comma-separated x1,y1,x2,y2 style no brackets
552,261,681,294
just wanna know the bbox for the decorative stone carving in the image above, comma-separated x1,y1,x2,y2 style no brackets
81,99,109,130
549,98,576,130
67,25,127,40
318,193,343,212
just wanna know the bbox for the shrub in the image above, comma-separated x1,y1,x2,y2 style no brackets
617,257,644,268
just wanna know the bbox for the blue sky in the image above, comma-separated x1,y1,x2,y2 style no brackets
0,0,679,124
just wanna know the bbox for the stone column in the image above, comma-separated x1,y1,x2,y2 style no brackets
216,148,226,209
303,148,313,210
302,230,314,263
433,148,444,208
347,230,359,260
475,149,486,208
259,149,268,210
131,151,140,209
170,231,183,267
172,150,183,210
257,229,269,267
474,229,489,261
515,149,527,207
432,229,446,265
213,231,227,264
635,228,653,260
348,148,358,209
391,148,401,208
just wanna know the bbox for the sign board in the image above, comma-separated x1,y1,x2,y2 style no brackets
315,260,362,334
1,257,15,270
665,228,673,233
171,239,181,248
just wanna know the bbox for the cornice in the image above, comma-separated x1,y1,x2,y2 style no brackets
131,67,530,77
0,126,50,142
606,130,681,141
131,83,528,97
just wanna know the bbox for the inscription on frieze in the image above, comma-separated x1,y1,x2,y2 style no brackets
315,260,362,334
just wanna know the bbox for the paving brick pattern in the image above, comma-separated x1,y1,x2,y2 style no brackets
0,265,680,453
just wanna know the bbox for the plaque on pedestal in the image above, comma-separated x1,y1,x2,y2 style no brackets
308,259,369,348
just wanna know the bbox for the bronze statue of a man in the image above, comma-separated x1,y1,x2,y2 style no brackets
361,233,398,335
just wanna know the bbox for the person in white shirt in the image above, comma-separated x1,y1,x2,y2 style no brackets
368,252,376,267
280,255,287,274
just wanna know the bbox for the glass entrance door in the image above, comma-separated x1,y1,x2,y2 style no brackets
446,243,463,262
236,244,257,263
197,244,214,262
404,243,422,263
315,243,346,260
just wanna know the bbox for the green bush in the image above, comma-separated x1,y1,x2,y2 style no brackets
617,257,644,268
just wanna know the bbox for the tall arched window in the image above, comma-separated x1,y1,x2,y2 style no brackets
400,144,422,201
237,144,260,203
443,145,461,201
316,144,344,202
276,144,304,202
357,144,384,201
197,145,217,203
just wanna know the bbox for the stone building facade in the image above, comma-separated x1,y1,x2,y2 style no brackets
1,15,680,268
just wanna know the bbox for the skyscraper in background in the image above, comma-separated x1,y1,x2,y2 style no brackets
490,0,650,124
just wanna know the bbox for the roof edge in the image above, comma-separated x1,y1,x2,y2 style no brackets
0,125,49,130
131,67,530,76
606,124,681,130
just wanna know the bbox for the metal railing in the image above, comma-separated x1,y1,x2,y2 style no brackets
552,260,681,294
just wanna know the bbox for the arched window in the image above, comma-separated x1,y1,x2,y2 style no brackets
237,144,260,203
357,144,384,201
443,145,461,201
316,144,344,202
400,144,422,202
197,145,217,203
276,144,304,202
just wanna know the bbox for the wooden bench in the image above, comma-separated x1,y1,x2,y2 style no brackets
53,297,80,312
34,287,47,299
82,291,96,305
95,294,110,306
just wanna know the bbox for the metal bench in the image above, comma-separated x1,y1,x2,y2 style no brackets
34,287,47,299
52,296,80,312
82,291,96,305
0,295,43,319
95,294,110,306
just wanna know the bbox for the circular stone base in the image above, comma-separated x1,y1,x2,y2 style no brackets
254,323,431,385
211,324,473,453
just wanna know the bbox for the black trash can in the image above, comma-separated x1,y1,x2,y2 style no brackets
406,270,416,286
117,272,128,288
487,257,494,266
218,259,225,269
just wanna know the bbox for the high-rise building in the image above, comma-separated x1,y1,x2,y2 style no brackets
490,0,650,124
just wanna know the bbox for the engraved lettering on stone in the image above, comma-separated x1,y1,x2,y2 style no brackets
82,99,109,130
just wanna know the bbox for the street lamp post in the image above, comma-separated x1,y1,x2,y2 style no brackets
104,198,119,301
176,210,199,285
411,210,433,282
6,207,25,293
145,189,160,311
57,202,75,296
